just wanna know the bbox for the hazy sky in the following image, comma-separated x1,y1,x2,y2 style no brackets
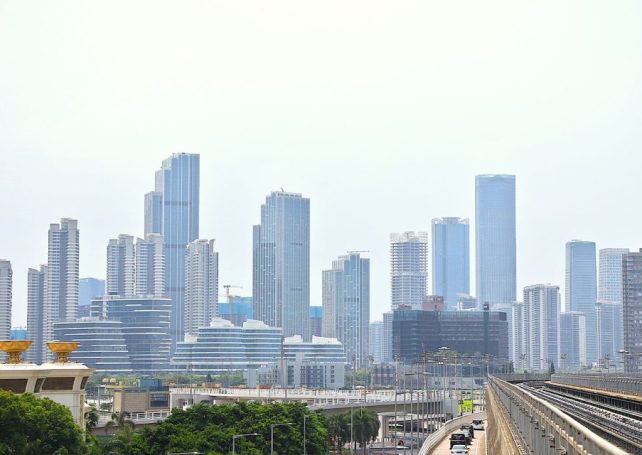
2,1,642,326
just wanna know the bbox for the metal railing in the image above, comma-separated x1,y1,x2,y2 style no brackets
550,374,642,397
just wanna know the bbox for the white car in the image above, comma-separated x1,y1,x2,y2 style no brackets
472,419,485,430
451,445,468,454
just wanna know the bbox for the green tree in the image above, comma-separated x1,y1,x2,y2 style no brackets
352,408,379,453
0,390,86,454
85,406,99,432
103,425,143,455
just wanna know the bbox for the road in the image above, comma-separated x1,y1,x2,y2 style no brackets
429,425,486,455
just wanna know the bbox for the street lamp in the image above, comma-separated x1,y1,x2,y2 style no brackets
271,423,293,455
232,433,260,455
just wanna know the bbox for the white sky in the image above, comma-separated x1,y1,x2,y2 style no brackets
2,1,642,326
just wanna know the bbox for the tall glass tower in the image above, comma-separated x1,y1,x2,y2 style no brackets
148,153,200,346
565,240,597,365
322,252,370,368
253,191,310,340
431,218,470,310
0,260,12,341
475,174,516,306
598,248,629,361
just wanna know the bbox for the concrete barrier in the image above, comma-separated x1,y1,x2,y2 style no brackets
417,411,487,455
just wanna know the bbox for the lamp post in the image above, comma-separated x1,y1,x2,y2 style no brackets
271,423,293,455
232,433,260,455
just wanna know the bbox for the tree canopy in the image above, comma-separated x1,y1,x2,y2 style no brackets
0,390,85,455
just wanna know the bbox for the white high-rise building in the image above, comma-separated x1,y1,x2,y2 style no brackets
106,234,165,298
390,232,428,309
43,218,80,360
0,260,12,340
494,301,524,369
523,285,560,371
26,265,46,363
135,233,165,297
106,234,135,297
184,239,219,337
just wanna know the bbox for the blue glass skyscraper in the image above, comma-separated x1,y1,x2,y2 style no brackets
565,240,597,365
431,217,470,310
148,153,200,347
253,191,310,340
475,174,516,306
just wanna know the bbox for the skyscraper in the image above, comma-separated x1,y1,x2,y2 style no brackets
322,252,370,368
253,191,310,340
390,232,428,309
623,249,642,373
78,278,105,318
369,320,384,364
26,265,46,363
106,234,135,297
382,311,393,363
565,240,597,365
431,218,470,310
494,301,524,369
475,174,516,306
184,239,219,337
598,248,628,360
135,234,165,297
144,191,162,236
560,312,587,370
523,284,560,371
0,260,12,340
148,153,200,346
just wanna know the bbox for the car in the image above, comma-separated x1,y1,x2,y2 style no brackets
460,423,475,439
449,432,469,449
451,444,468,454
472,419,485,430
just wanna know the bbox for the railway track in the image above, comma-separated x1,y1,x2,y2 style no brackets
519,383,642,454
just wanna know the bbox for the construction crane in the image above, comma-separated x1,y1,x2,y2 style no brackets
218,285,244,325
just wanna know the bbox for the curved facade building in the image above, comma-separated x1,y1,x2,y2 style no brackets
54,318,132,372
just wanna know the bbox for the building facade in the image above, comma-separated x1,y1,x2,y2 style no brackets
0,260,12,340
309,306,322,337
369,320,384,364
218,296,253,327
107,234,136,297
559,312,587,370
253,191,310,340
135,234,165,297
184,239,219,337
431,218,470,310
494,301,524,369
523,285,560,371
565,240,597,365
382,311,393,362
26,266,46,363
475,174,516,306
54,318,132,372
321,252,370,368
149,153,200,347
598,248,628,361
91,296,171,371
623,249,642,373
392,308,509,364
390,232,428,309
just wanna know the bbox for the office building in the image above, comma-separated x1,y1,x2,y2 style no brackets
26,265,46,363
91,296,171,371
475,174,516,306
382,311,393,362
144,191,162,236
432,218,470,310
598,248,628,360
0,260,12,340
106,234,136,297
623,250,642,373
134,233,165,297
457,294,478,311
390,232,428,309
596,301,619,367
184,239,219,337
78,278,105,318
392,308,509,364
253,191,310,339
565,240,597,365
523,285,560,371
369,320,384,364
54,318,132,372
322,252,370,368
171,318,345,374
560,312,587,370
218,296,253,326
148,153,200,346
422,295,445,311
494,301,524,369
310,306,322,337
